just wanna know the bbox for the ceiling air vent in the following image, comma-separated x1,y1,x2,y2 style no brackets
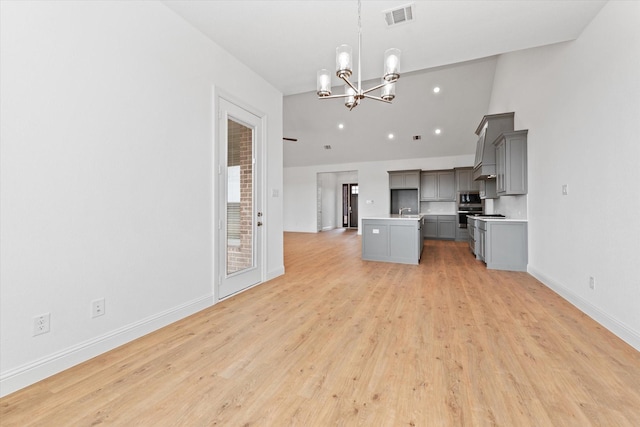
384,3,415,27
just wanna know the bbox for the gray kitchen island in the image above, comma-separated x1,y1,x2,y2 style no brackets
361,214,424,265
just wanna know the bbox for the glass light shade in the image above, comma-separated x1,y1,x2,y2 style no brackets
336,45,353,78
317,69,332,96
344,85,356,109
381,80,395,101
383,48,401,82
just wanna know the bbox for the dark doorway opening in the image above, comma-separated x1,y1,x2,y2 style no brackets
342,183,358,228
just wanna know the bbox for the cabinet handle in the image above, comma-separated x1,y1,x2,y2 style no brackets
257,221,263,227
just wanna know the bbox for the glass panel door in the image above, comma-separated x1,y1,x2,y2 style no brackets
226,118,253,275
218,98,262,299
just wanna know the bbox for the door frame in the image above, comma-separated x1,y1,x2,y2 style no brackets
342,183,358,228
214,90,267,302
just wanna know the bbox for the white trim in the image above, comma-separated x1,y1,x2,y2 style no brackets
215,91,267,301
528,266,640,352
267,266,285,281
0,295,213,398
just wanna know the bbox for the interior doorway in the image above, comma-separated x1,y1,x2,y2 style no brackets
316,170,358,232
342,183,359,228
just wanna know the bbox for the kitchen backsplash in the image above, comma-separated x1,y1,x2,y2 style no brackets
420,201,457,214
489,195,527,219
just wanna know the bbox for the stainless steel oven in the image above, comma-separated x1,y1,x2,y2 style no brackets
458,192,482,205
457,192,483,228
457,207,483,228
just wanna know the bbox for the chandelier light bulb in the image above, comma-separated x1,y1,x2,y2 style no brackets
381,80,395,101
336,45,353,78
317,69,332,97
384,48,401,82
344,85,357,109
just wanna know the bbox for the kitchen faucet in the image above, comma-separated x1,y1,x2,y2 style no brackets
399,207,411,216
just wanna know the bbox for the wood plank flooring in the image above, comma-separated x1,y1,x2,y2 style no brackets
2,229,640,426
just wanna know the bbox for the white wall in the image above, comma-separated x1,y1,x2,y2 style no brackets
284,155,474,233
0,1,283,396
488,1,640,349
318,173,337,230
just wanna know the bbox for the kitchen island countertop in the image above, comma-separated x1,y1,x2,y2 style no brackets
362,214,424,220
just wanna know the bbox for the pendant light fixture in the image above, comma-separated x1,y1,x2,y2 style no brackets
316,0,401,110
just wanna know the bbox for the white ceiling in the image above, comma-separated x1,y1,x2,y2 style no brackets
162,0,606,167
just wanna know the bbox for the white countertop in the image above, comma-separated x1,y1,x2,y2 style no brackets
362,214,424,220
468,215,528,222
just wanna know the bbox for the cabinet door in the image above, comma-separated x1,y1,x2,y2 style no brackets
457,169,481,192
424,218,438,238
438,172,455,201
404,172,420,189
437,217,456,239
389,173,405,189
480,179,498,199
420,173,438,201
504,135,527,195
494,131,527,196
495,140,506,194
478,228,486,261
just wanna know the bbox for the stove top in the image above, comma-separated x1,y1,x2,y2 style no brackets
474,214,506,218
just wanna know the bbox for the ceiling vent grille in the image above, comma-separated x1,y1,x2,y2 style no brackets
384,3,415,27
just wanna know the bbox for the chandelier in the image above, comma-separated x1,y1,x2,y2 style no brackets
316,0,401,110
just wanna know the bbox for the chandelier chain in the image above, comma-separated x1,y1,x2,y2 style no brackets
358,0,361,35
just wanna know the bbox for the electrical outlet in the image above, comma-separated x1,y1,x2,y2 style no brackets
562,184,569,195
589,276,596,290
92,298,105,318
33,313,50,336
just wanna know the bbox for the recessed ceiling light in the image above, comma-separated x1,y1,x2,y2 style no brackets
338,123,344,129
388,133,395,140
435,128,442,135
433,87,440,93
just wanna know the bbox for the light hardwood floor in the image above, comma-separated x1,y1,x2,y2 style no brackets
2,230,640,426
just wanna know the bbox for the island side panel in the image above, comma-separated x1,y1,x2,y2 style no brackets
362,218,420,265
362,221,390,259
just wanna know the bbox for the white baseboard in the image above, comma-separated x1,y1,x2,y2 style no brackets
0,295,214,398
528,266,640,352
267,265,285,281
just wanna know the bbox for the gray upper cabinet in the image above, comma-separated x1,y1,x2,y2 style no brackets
389,170,420,189
473,112,514,180
479,179,497,199
493,130,528,196
455,167,480,192
420,170,455,201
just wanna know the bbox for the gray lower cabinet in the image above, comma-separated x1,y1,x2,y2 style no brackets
476,220,528,271
362,218,422,265
456,226,469,242
424,215,456,240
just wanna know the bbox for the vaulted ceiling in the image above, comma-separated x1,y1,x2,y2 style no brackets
163,1,606,167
